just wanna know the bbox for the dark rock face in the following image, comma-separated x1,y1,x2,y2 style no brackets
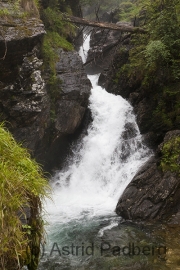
86,12,131,74
0,11,50,153
56,50,91,107
37,50,91,171
54,50,91,135
55,100,85,134
0,2,45,83
85,28,123,74
0,11,91,172
3,55,50,152
116,131,180,221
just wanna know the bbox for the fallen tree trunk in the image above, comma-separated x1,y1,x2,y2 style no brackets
64,15,147,34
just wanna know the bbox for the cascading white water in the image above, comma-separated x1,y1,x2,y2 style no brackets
44,35,150,229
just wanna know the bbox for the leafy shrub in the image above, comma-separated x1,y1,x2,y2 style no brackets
161,136,180,173
144,40,170,68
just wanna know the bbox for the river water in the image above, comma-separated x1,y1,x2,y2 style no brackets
38,35,180,270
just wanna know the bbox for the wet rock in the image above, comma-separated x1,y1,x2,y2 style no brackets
122,122,138,140
0,51,50,152
116,131,180,221
98,43,132,90
55,49,91,135
86,28,122,74
141,132,159,149
39,49,91,172
55,101,85,134
0,2,45,82
85,11,132,74
0,3,49,154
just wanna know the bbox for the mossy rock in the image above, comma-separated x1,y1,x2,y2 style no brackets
160,131,180,174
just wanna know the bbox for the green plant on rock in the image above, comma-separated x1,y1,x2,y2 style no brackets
0,8,10,17
19,0,39,17
161,136,180,174
42,30,73,102
0,124,50,270
41,0,75,110
114,0,180,133
42,5,75,55
0,0,40,18
144,40,170,68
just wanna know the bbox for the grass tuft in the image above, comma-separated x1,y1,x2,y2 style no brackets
0,124,51,270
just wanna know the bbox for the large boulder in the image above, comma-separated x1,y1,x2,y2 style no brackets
116,131,180,221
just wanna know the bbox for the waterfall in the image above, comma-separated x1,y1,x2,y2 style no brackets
44,35,150,228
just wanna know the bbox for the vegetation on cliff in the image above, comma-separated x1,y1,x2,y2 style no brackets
41,0,75,86
0,0,39,18
0,124,50,270
115,0,180,134
39,0,77,111
161,136,180,174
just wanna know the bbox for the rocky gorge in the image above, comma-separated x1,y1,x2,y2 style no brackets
1,0,180,269
1,0,180,224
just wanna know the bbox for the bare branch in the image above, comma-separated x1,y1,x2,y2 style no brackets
95,4,100,22
0,30,7,60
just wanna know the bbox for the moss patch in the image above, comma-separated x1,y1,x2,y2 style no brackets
0,0,39,19
161,136,180,173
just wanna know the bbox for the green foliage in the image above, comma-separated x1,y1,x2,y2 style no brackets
144,40,170,68
40,1,75,122
115,0,180,133
42,30,73,102
123,0,180,80
80,0,123,19
0,8,10,17
41,2,75,69
80,0,141,21
42,30,73,70
43,6,73,35
118,1,141,22
152,83,180,131
0,0,39,18
20,0,39,17
161,136,180,174
0,124,50,270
